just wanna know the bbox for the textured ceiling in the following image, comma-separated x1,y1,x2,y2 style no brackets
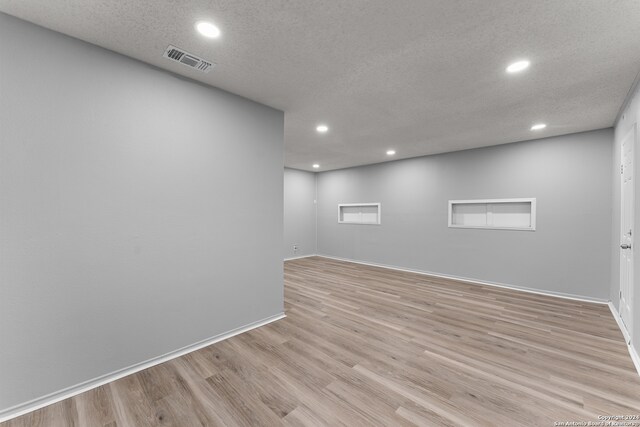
1,1,640,171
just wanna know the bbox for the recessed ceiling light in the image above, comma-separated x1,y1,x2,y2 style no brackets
312,164,320,169
506,60,530,73
195,21,221,38
386,150,396,156
316,125,329,133
530,123,547,131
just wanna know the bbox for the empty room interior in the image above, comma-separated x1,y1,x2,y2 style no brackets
2,1,640,426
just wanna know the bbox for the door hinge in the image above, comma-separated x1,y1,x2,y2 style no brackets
620,291,622,298
621,164,624,174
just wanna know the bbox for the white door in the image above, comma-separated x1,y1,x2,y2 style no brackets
620,124,636,338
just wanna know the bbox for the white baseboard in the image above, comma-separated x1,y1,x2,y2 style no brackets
631,342,640,378
608,302,640,377
609,302,632,344
0,312,286,423
284,254,317,261
316,254,608,305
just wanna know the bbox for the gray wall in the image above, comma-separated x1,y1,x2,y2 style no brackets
317,129,613,300
0,12,283,413
613,80,640,348
284,168,317,259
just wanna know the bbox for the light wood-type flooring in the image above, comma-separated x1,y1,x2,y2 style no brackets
3,256,640,426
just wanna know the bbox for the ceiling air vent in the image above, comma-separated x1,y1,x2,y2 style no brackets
163,45,214,73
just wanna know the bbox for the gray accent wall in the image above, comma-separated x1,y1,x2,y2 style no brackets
0,13,283,413
284,168,317,259
613,80,640,348
317,129,613,300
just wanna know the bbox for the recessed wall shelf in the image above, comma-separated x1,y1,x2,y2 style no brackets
338,203,381,225
448,198,536,231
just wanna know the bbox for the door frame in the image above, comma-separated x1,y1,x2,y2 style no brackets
620,123,636,339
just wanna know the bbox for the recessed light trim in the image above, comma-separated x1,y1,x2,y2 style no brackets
312,164,320,169
195,21,221,38
530,123,547,131
316,125,329,133
506,60,530,73
386,150,396,156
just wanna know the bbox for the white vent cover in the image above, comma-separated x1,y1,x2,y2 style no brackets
163,45,214,73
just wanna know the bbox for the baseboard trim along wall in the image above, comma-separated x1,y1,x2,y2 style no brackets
608,302,640,377
284,254,316,261
609,302,633,344
0,312,286,423
316,254,609,305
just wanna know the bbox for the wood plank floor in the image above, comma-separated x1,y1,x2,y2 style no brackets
3,256,640,426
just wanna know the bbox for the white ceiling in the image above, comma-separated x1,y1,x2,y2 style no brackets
1,1,640,171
